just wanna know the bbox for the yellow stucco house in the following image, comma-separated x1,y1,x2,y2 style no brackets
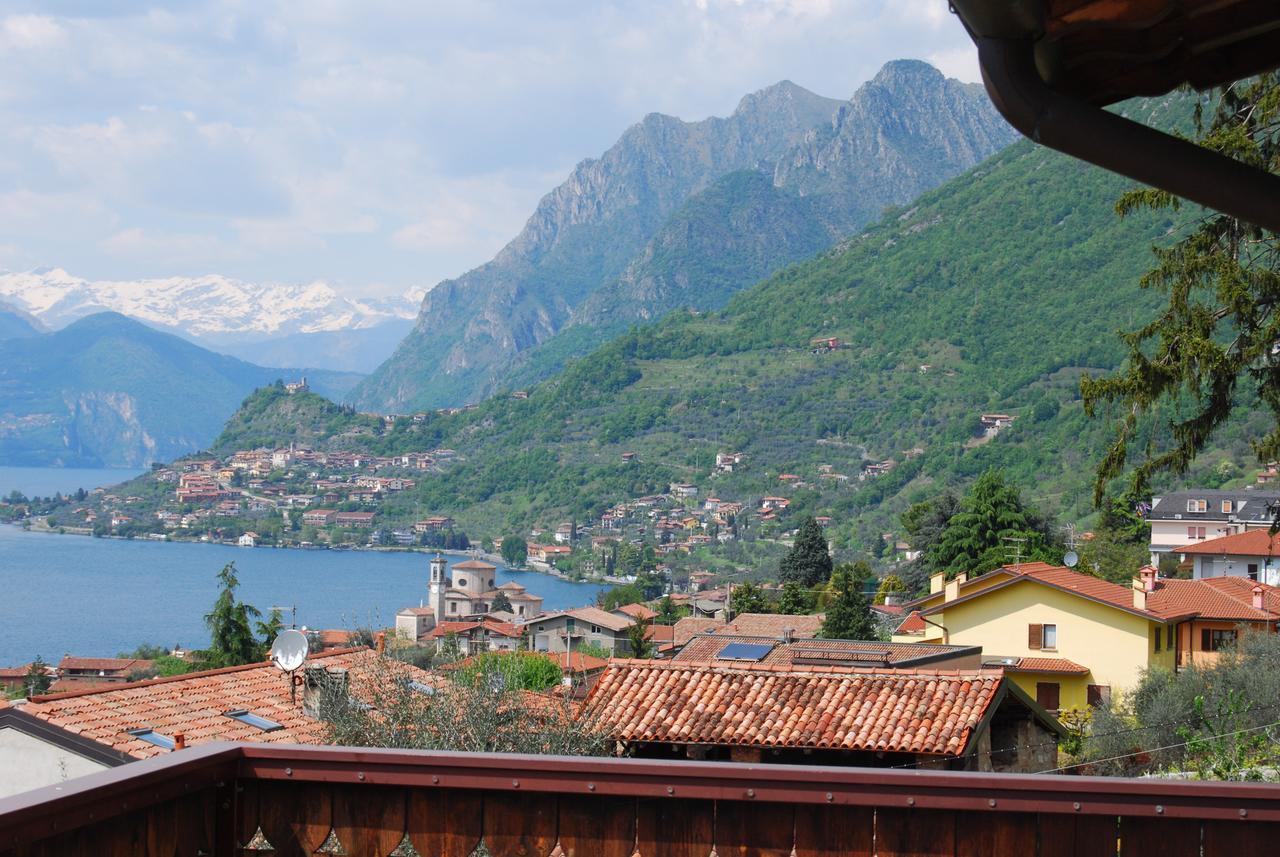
893,562,1280,711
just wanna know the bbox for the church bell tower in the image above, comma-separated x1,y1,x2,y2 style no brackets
429,554,447,624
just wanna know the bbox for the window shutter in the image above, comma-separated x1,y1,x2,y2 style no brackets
1028,624,1043,650
1036,682,1060,711
1201,628,1212,651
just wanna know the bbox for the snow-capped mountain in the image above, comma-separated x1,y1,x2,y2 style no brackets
0,268,424,372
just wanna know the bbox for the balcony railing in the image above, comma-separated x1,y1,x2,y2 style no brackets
1,742,1279,855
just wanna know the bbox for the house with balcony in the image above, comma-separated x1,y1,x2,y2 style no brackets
1177,529,1280,586
526,607,636,655
1145,489,1280,565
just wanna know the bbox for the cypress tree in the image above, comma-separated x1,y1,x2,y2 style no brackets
818,568,878,640
778,517,833,587
203,562,263,667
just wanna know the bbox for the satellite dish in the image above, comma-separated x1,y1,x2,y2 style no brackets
269,629,308,672
1063,550,1079,568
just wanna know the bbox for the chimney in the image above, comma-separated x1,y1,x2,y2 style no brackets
944,576,962,603
1139,565,1158,592
1132,578,1147,611
1253,585,1264,610
374,631,386,654
884,592,903,608
782,627,794,644
173,733,186,750
301,665,349,718
930,572,945,595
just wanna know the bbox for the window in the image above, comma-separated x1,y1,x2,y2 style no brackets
1167,625,1175,649
1028,624,1043,650
1087,685,1111,707
1201,629,1238,652
1187,499,1207,513
449,603,457,614
1187,526,1207,539
223,710,283,732
591,625,602,634
1153,627,1162,653
458,577,467,587
1042,624,1058,649
1036,682,1060,711
1222,500,1234,514
1249,564,1260,581
127,728,175,750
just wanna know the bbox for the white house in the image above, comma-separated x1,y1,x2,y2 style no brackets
1179,529,1280,586
1147,489,1280,564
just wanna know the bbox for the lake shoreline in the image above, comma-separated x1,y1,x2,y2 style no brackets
13,519,631,586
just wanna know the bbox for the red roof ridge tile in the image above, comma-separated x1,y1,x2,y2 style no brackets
28,647,369,703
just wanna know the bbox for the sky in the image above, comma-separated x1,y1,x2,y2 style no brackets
0,1,980,297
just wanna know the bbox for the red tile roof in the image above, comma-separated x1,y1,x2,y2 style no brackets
22,649,429,760
674,635,979,668
58,656,153,674
1147,577,1280,621
429,620,522,639
453,559,497,570
1004,657,1090,675
645,624,675,644
895,611,926,634
924,563,1181,620
672,617,722,646
1177,529,1280,556
584,661,1011,757
615,603,658,621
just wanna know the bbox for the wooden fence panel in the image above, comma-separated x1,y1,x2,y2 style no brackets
954,810,1036,856
484,791,558,857
636,798,714,857
557,795,635,857
1038,813,1118,857
1117,818,1201,857
875,808,956,857
331,784,408,857
793,805,873,857
715,801,793,857
1202,820,1280,855
253,781,331,857
407,789,485,857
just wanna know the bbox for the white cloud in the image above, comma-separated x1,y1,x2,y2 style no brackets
0,0,984,290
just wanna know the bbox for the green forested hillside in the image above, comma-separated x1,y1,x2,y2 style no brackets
200,94,1258,551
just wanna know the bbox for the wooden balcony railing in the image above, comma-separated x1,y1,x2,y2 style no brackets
1,742,1279,856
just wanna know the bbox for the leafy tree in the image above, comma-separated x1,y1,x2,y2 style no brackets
655,596,684,623
255,608,285,647
818,568,879,641
501,536,528,566
729,582,770,615
873,574,907,605
600,583,645,611
454,651,563,692
626,619,656,658
490,591,514,613
202,562,263,668
23,656,51,696
778,517,833,587
576,641,613,659
1082,75,1280,503
776,581,813,615
117,642,170,660
927,470,1059,578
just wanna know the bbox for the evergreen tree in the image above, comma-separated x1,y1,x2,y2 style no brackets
490,591,513,613
23,655,51,696
501,536,528,566
626,619,656,658
818,569,879,641
255,608,285,648
655,596,682,623
729,582,769,615
1083,75,1280,503
778,517,833,587
203,562,263,667
874,575,907,605
927,470,1058,578
776,581,813,615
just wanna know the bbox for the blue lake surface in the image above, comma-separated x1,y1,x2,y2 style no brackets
0,525,607,665
0,466,142,498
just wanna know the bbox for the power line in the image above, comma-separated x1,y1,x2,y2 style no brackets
1036,719,1280,775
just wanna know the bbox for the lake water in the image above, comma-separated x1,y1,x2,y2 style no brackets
0,466,142,499
0,525,608,665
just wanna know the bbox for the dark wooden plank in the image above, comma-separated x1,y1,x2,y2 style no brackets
1202,820,1280,855
407,788,485,857
793,805,873,857
236,778,262,849
1039,814,1119,857
484,791,557,857
255,781,330,857
557,795,635,857
875,808,956,857
1117,818,1200,856
716,801,793,857
178,789,219,857
332,784,407,857
954,810,1035,857
214,779,239,857
106,811,148,857
636,798,714,857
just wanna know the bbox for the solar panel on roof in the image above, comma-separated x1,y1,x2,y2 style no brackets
715,642,774,661
126,728,175,750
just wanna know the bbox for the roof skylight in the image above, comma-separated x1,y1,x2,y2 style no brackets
223,709,284,732
126,728,176,750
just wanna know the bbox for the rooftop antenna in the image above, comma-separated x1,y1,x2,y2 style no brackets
270,604,298,629
1061,524,1080,568
269,628,308,704
1002,536,1027,571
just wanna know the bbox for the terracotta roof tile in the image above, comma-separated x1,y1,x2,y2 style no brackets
674,635,976,667
895,611,926,634
584,660,1007,757
22,648,431,760
615,603,658,621
1147,577,1280,621
1177,530,1280,556
58,656,153,674
672,617,721,646
1004,657,1090,675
